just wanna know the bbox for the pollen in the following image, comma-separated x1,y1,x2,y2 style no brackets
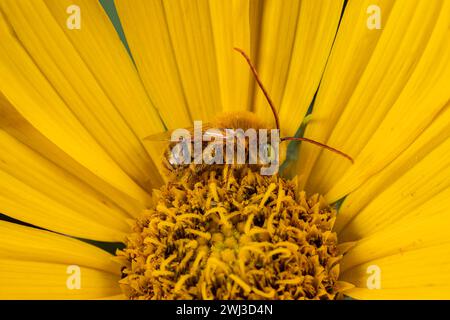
117,167,348,300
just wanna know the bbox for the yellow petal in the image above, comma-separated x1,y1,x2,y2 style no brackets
161,0,225,121
340,198,450,272
341,243,450,299
44,0,166,185
279,0,344,136
96,294,127,300
1,0,163,189
0,259,121,299
0,130,129,242
0,169,126,242
252,0,301,126
324,0,450,202
0,11,151,216
209,0,253,113
335,102,450,234
293,0,396,185
0,221,120,275
115,0,192,127
345,287,450,300
339,136,450,242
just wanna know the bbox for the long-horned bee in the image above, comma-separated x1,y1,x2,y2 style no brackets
145,48,353,180
123,49,353,300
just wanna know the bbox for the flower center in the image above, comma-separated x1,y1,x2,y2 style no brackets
118,166,343,299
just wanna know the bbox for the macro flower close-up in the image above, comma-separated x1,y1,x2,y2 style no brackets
0,0,449,300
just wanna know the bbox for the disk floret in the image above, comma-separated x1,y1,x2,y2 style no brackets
118,166,344,299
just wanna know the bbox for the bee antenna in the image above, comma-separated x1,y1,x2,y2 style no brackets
234,47,280,132
234,48,353,165
280,136,354,164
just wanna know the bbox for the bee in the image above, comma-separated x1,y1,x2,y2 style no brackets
145,48,353,180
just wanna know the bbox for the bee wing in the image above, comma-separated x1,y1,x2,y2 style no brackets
202,130,233,140
143,123,233,142
202,125,239,141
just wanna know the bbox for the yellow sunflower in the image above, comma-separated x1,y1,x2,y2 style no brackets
0,0,449,300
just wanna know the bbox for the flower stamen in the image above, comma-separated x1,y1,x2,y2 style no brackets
118,166,346,300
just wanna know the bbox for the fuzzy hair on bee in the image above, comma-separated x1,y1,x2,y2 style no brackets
146,48,353,181
160,111,287,180
124,50,355,299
